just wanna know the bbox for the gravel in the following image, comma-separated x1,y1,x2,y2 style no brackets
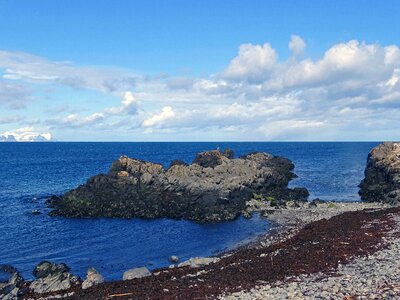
221,212,400,300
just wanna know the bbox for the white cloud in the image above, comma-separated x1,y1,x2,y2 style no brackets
128,37,400,140
49,112,105,128
289,35,306,56
0,50,137,93
105,91,139,115
2,36,400,141
47,91,141,129
143,106,176,127
223,43,277,82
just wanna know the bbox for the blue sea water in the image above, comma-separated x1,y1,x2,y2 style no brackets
0,142,379,280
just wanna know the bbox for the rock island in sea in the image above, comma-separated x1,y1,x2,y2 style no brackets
47,149,309,223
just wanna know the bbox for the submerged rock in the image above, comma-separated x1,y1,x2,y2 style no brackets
123,267,151,280
359,142,400,204
82,268,104,290
29,261,80,294
47,149,308,223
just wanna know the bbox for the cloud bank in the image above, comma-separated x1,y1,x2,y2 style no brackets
1,36,400,140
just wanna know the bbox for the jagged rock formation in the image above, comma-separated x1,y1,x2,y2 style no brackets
359,142,400,204
47,150,309,223
29,261,80,294
0,265,24,300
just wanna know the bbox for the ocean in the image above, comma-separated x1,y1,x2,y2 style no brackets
0,142,379,280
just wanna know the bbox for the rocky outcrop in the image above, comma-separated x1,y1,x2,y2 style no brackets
47,149,308,223
0,265,24,300
29,261,80,294
359,142,400,204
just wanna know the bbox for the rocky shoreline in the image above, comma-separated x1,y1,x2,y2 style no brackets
1,200,395,300
2,142,400,299
9,203,397,300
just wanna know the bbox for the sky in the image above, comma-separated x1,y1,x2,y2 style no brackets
0,0,399,141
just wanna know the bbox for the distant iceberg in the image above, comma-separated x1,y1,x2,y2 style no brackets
0,127,53,142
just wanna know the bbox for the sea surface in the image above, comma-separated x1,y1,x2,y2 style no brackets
0,142,379,280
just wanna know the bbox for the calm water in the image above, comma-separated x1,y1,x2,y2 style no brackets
0,142,378,280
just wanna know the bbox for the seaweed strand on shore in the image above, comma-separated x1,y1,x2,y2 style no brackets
33,206,399,300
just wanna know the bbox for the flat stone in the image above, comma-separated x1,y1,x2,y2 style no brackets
123,267,151,281
178,257,220,268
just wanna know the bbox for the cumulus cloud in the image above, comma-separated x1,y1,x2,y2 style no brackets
2,36,400,140
143,106,176,127
105,91,139,115
223,43,277,82
129,37,400,140
46,91,141,129
289,35,306,56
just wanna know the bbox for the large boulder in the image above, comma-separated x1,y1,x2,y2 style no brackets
29,261,80,294
359,142,400,204
47,149,308,223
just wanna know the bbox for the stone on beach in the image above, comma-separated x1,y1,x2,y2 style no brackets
81,267,104,290
123,267,151,280
178,257,220,268
169,255,179,263
29,261,80,294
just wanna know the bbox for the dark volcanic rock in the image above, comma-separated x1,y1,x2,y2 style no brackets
359,142,400,204
192,149,231,168
169,159,188,168
47,150,308,223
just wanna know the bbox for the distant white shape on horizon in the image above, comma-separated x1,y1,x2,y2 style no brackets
0,127,53,142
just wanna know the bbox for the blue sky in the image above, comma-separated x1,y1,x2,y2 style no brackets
0,0,400,141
